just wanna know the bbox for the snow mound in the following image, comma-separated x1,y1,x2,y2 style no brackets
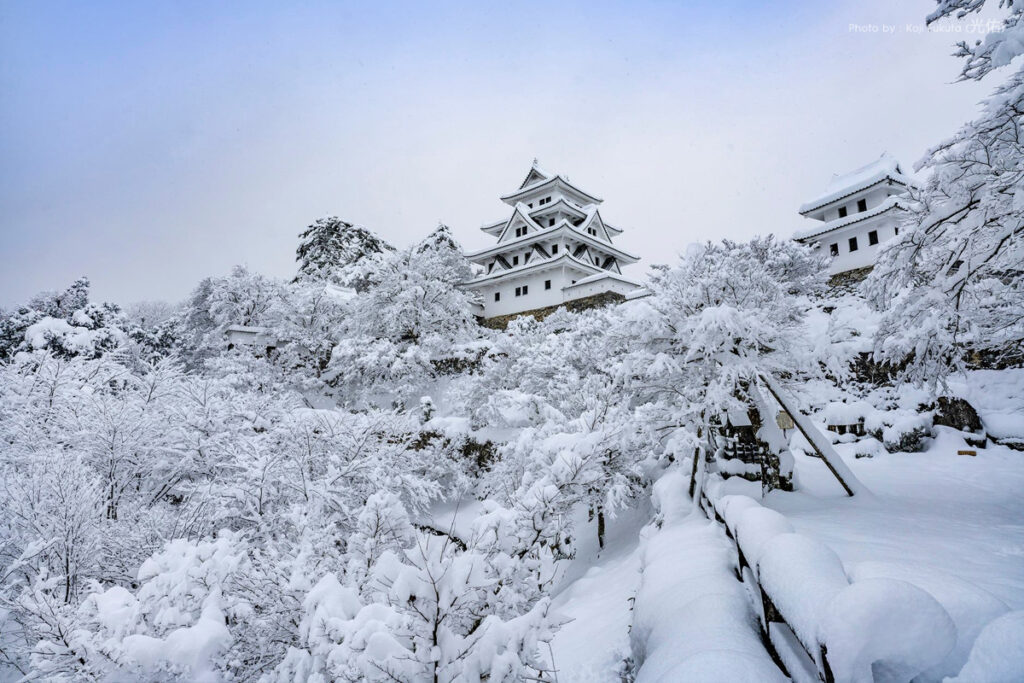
945,610,1024,683
850,561,1009,679
757,532,849,657
819,578,956,683
733,505,795,580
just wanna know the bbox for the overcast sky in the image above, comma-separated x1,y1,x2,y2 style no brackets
0,0,996,307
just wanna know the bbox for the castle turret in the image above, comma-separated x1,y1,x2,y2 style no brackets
793,152,916,276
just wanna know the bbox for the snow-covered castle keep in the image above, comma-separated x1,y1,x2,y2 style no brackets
463,162,642,319
794,153,914,276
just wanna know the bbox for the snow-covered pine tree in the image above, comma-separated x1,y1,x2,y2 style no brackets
295,216,395,290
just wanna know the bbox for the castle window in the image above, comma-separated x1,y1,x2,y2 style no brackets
868,230,879,246
515,286,521,297
830,243,839,256
894,227,899,235
522,285,528,295
512,255,519,265
494,292,500,302
849,236,858,252
545,280,551,290
857,198,867,212
549,218,555,227
552,244,559,254
838,206,848,218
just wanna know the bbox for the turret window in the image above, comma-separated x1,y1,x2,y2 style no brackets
849,236,858,252
494,292,500,302
549,218,555,227
857,199,868,212
552,244,559,254
545,280,551,290
838,206,848,218
830,243,839,256
868,230,879,245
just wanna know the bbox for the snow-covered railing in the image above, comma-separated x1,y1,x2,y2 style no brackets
759,373,870,498
694,474,955,683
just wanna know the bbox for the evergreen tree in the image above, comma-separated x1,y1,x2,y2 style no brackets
295,216,395,290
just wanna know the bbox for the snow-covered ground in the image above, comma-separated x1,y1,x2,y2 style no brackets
758,428,1024,679
528,395,1024,682
767,436,1024,611
544,504,649,682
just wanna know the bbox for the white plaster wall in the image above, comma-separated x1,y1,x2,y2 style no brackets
813,212,901,274
563,277,638,300
473,268,574,317
811,184,904,222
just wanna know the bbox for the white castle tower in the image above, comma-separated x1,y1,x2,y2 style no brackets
463,161,642,319
793,152,915,276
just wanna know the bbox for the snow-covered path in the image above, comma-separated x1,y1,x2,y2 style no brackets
546,506,648,682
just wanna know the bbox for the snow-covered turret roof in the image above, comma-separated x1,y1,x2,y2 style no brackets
518,158,553,190
798,153,914,216
500,173,603,207
793,195,909,241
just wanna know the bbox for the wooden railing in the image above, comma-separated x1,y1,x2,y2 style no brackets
693,465,955,683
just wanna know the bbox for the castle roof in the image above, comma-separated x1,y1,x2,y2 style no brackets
500,173,603,206
799,152,915,216
465,219,639,264
793,195,909,241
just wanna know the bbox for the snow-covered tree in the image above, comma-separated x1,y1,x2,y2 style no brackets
629,236,826,461
0,278,130,360
866,0,1024,387
170,266,288,369
295,216,395,290
926,0,1023,81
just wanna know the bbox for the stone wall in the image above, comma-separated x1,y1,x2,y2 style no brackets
479,291,627,330
827,266,873,293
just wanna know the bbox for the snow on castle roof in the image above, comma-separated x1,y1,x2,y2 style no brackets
798,153,914,216
500,173,603,205
518,158,553,189
793,195,908,241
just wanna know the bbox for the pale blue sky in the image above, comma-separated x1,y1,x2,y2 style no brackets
0,1,993,306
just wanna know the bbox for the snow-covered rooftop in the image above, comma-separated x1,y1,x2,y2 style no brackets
500,173,603,206
799,153,914,216
793,195,908,241
563,270,642,290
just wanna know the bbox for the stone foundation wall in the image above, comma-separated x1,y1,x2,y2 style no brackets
827,266,873,293
479,291,627,330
